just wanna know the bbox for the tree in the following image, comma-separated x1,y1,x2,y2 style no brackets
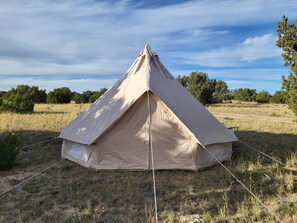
213,80,231,103
46,87,72,103
0,94,34,113
2,85,46,103
89,88,108,103
269,91,287,104
256,91,271,103
72,92,87,104
177,72,216,105
177,75,189,89
188,72,216,105
0,86,35,113
233,88,257,102
29,86,47,103
276,16,297,115
72,88,108,104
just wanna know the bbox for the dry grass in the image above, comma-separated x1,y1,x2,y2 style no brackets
207,102,297,134
0,102,296,223
0,103,89,132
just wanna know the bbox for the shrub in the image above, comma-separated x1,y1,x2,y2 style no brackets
270,91,287,104
0,133,21,170
0,94,34,113
178,72,217,105
89,88,108,103
256,91,271,103
2,85,46,103
72,92,87,104
46,87,72,104
234,88,257,102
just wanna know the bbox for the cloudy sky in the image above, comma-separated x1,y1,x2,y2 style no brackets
0,0,296,93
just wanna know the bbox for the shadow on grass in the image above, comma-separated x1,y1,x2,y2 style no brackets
234,130,296,163
0,129,296,222
33,111,66,115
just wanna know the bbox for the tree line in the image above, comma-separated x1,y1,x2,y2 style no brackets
0,78,287,114
0,85,107,113
177,71,287,105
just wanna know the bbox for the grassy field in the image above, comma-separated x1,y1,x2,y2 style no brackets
0,102,296,223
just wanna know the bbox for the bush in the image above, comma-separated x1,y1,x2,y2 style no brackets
2,85,47,103
89,88,108,103
177,72,216,105
0,94,34,113
177,73,231,104
256,91,271,103
0,133,21,170
213,80,231,103
269,91,287,104
47,87,72,104
72,88,108,104
72,92,87,104
234,88,257,102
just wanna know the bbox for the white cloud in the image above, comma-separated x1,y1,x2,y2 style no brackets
0,58,131,75
174,33,282,67
0,0,296,93
0,0,296,75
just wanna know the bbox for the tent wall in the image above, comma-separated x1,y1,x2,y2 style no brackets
61,92,232,170
150,93,197,169
196,143,232,169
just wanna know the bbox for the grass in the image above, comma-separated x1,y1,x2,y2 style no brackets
0,102,296,222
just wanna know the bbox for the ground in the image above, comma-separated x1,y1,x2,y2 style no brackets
0,102,296,223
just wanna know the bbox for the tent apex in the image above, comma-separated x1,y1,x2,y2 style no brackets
139,44,157,57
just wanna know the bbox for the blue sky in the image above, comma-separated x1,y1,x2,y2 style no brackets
0,0,296,93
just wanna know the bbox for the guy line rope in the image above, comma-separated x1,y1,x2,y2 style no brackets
22,137,59,150
0,137,62,197
0,159,64,197
147,91,159,223
201,144,284,223
238,140,286,166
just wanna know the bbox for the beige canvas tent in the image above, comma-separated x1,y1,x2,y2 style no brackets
59,45,238,170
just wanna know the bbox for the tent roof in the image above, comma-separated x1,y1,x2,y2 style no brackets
59,45,237,145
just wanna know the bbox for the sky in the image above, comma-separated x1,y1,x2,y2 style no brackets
0,0,296,94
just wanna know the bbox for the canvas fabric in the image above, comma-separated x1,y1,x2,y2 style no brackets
62,92,233,170
59,45,237,170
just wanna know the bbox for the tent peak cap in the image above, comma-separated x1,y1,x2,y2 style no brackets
139,44,157,58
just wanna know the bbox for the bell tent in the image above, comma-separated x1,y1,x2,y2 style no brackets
59,45,238,170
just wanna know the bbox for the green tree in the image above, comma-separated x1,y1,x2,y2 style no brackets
177,75,189,88
0,86,35,113
72,92,87,104
2,85,46,103
72,88,108,104
46,87,72,103
256,91,271,103
213,80,231,103
233,88,257,102
29,86,47,103
276,16,297,115
177,72,216,105
269,91,287,104
89,88,108,103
